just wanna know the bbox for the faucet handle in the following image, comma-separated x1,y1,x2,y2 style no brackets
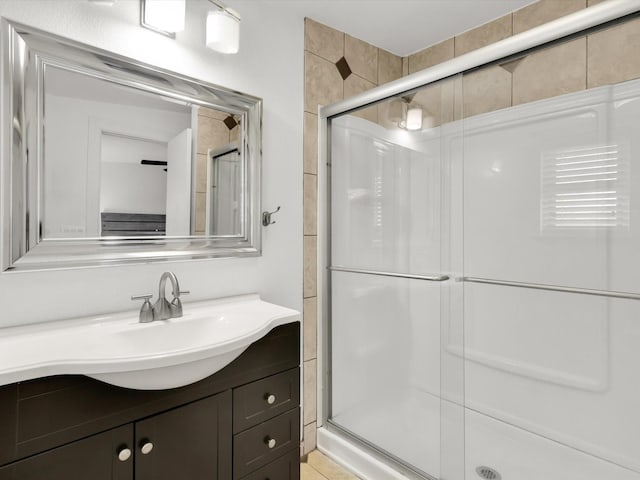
131,294,155,323
170,296,183,318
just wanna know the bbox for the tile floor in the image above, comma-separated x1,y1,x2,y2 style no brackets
301,450,361,479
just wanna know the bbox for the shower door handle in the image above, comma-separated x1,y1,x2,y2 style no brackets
329,266,450,282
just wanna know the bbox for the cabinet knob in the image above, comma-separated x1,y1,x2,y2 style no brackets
140,441,154,455
117,446,132,462
264,436,276,449
265,393,276,405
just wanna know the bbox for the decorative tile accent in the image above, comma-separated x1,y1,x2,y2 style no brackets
303,297,318,361
588,17,640,88
378,49,402,86
462,65,512,118
304,113,318,175
513,38,586,105
303,359,317,425
304,174,318,236
408,38,454,74
455,14,512,57
335,57,352,81
305,18,344,63
304,235,317,298
513,0,586,34
305,52,344,114
223,115,237,130
345,34,378,84
344,75,377,123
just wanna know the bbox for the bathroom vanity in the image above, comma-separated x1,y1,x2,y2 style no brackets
0,322,300,480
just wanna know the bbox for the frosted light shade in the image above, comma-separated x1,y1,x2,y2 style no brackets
144,0,186,33
206,10,240,54
406,107,423,131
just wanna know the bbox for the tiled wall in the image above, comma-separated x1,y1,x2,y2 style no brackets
302,0,640,454
194,107,239,235
302,18,403,454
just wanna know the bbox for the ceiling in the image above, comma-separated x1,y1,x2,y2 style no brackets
257,0,538,57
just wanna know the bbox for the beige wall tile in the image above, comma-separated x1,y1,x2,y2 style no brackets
462,65,512,118
304,174,317,236
196,116,229,155
304,113,318,175
588,0,607,4
305,18,344,63
408,38,454,74
198,107,227,121
411,77,461,128
195,192,206,233
513,38,586,105
345,34,378,84
196,153,207,193
377,98,403,130
302,423,317,456
378,49,402,86
305,52,344,114
588,17,640,88
455,14,512,57
402,57,409,77
344,75,377,123
303,297,318,362
229,125,239,143
513,0,586,34
303,359,317,425
304,235,317,298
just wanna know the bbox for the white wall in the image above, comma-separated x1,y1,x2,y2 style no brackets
0,0,303,327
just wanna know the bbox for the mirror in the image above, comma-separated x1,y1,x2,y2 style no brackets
1,20,262,271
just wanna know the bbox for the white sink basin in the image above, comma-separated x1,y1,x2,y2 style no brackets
0,294,299,390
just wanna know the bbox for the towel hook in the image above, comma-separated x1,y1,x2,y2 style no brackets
262,206,281,227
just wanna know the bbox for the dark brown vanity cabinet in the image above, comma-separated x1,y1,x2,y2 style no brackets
0,323,300,480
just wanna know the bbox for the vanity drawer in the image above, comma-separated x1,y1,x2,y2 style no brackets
233,368,299,433
239,448,300,480
233,408,300,479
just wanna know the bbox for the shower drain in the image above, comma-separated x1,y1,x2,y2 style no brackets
475,466,502,480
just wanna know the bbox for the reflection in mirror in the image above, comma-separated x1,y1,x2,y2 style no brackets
1,20,261,271
43,66,243,240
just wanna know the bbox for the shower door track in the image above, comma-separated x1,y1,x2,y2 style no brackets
462,277,640,301
329,266,449,282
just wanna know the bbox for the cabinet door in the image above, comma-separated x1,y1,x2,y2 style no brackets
0,424,133,480
135,391,232,480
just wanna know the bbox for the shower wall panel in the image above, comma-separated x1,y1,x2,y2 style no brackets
461,79,640,479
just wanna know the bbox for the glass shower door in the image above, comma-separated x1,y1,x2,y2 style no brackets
328,76,464,479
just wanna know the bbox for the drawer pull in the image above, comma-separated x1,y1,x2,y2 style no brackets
265,393,277,405
140,440,154,455
117,446,132,462
264,436,277,449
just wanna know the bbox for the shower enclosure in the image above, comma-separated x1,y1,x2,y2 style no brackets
318,3,640,480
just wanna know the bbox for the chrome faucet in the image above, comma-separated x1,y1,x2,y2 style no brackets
131,272,189,322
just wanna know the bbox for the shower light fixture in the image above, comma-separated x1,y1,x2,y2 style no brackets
405,107,423,131
140,0,186,37
206,0,241,54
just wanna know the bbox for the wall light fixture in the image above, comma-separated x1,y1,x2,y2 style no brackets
140,0,186,38
206,0,241,54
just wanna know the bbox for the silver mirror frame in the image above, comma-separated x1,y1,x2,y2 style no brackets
0,20,262,272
